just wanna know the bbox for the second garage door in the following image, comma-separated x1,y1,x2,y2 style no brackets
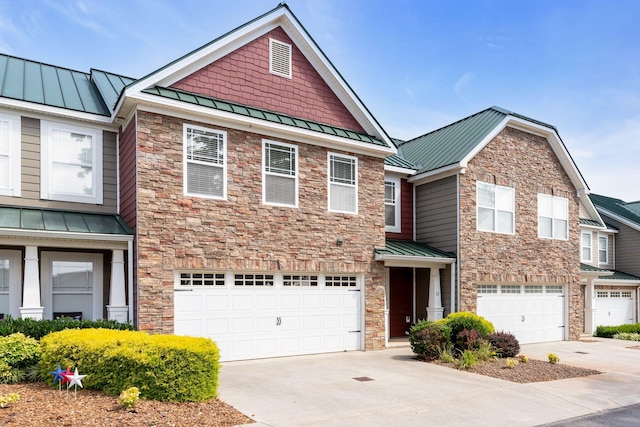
595,289,634,327
174,272,362,361
477,284,566,344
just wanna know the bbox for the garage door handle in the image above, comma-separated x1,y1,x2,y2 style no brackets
276,317,281,326
521,315,525,322
174,289,193,292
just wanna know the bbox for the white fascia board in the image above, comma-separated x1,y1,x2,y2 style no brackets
596,207,640,232
580,223,607,231
0,99,115,127
384,165,416,176
374,253,456,267
593,278,640,285
0,228,132,248
409,164,465,186
505,117,589,195
134,97,396,158
580,194,607,227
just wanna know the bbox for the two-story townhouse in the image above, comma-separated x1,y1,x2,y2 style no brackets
0,59,134,323
580,194,640,332
378,107,592,344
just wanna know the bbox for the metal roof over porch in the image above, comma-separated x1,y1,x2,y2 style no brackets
375,239,456,267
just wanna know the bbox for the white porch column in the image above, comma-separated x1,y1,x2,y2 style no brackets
584,278,596,335
107,249,128,322
426,265,445,321
20,246,43,320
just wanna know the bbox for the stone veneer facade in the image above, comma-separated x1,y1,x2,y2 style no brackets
134,111,387,350
458,126,583,340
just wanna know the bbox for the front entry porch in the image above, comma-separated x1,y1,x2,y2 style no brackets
375,239,457,344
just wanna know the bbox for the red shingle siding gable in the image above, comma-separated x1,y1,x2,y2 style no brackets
171,27,365,132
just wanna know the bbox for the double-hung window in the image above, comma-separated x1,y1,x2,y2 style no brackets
384,177,400,232
328,153,357,214
598,235,608,264
538,194,568,240
184,124,226,199
263,140,297,207
581,232,592,262
0,112,20,197
476,181,514,234
41,121,102,204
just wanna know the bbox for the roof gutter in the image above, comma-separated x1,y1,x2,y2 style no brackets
0,228,133,243
408,164,465,186
596,207,640,232
374,253,456,267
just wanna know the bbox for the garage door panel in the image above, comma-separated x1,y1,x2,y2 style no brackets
232,295,254,310
596,291,634,326
175,273,362,361
477,284,566,345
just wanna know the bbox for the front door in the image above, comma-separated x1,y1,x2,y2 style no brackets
389,268,413,337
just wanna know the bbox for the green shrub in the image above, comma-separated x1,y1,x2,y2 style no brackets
548,353,560,364
0,333,40,384
444,312,494,342
120,386,141,409
505,358,519,369
39,329,219,402
473,341,496,362
408,320,451,360
438,346,456,364
488,332,520,358
594,323,640,338
612,332,640,341
0,316,134,340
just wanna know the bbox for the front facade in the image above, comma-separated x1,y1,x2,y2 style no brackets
0,5,635,361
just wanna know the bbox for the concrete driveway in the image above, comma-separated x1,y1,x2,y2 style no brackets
218,338,640,427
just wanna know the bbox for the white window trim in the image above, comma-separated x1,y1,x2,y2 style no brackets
538,194,569,240
0,249,22,319
269,38,292,79
262,139,298,208
328,152,358,214
384,177,401,233
476,181,515,235
40,120,103,204
581,231,592,262
0,112,21,197
41,252,103,321
598,234,608,265
183,124,227,200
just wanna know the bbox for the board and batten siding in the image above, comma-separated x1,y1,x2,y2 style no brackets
0,116,118,213
415,176,458,253
601,216,640,277
119,119,137,230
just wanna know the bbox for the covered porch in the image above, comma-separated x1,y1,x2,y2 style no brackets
0,206,134,323
375,239,456,344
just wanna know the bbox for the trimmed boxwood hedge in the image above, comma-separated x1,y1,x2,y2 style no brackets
39,329,220,402
595,323,640,338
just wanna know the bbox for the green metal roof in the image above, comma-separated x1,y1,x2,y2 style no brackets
0,206,133,235
398,106,562,175
0,54,110,116
590,194,640,228
580,218,603,227
91,69,135,111
142,86,387,147
375,239,456,259
385,154,416,170
581,263,640,281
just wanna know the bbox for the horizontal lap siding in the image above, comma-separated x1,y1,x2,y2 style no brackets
602,216,640,276
0,116,117,213
415,176,457,253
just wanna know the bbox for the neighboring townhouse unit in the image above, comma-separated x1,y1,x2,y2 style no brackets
580,194,640,333
0,59,134,323
379,107,592,344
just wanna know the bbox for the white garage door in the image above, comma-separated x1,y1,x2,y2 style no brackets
595,290,634,326
174,272,362,361
477,284,566,344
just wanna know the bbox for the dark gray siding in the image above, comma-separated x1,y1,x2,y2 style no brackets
415,176,458,253
602,215,640,276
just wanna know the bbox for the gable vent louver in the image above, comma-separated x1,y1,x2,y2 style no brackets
269,38,292,79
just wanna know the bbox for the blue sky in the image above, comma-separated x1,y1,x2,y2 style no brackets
0,0,638,201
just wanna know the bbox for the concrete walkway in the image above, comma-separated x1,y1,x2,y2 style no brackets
218,338,640,427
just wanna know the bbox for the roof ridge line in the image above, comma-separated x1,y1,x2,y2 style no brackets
0,52,91,77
